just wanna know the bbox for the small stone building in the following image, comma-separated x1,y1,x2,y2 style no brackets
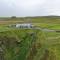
9,23,34,28
16,23,33,28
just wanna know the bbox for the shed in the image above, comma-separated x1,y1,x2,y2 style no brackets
16,23,33,28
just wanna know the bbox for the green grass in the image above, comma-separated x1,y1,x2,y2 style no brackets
33,23,60,30
0,29,59,60
0,29,41,60
0,16,60,60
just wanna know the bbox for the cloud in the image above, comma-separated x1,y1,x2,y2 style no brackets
43,0,60,15
0,0,60,16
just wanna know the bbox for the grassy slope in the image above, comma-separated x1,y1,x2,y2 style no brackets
0,29,60,60
44,31,60,60
0,29,41,60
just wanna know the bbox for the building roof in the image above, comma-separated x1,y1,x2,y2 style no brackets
16,23,33,27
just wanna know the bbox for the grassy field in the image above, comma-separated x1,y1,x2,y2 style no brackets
33,23,60,30
0,29,60,60
0,16,60,60
0,16,60,30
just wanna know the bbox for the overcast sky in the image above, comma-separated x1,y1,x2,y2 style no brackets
0,0,60,17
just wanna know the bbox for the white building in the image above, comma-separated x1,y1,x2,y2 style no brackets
15,23,34,28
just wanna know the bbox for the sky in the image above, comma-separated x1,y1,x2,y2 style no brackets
0,0,60,17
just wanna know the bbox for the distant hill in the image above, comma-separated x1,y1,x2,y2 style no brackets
0,16,60,24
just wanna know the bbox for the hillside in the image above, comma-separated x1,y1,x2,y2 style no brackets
0,29,60,60
0,16,60,24
0,16,60,60
0,16,60,30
